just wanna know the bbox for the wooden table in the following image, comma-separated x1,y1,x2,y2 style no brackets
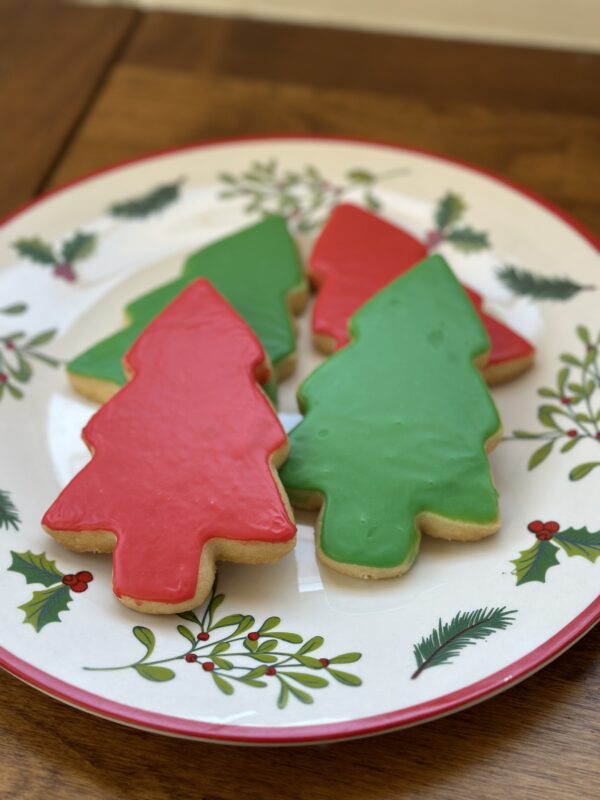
1,2,599,797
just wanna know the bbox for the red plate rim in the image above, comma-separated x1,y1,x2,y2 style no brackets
1,134,599,745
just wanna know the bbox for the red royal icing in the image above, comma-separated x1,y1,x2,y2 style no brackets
43,279,295,605
310,204,534,367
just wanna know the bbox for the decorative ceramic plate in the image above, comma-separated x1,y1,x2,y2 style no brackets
1,136,599,745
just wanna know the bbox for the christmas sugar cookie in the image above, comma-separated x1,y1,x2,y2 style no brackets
68,215,307,405
281,255,502,580
43,280,296,614
310,204,534,385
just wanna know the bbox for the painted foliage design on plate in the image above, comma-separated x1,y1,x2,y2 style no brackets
217,159,408,232
84,582,362,710
0,144,598,739
511,520,600,585
411,607,517,679
0,490,20,532
0,302,59,403
8,551,93,632
11,179,184,282
508,326,600,481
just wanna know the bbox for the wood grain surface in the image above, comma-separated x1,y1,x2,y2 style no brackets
0,4,599,799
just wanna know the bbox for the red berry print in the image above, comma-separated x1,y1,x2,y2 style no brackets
0,373,7,383
528,519,560,541
265,666,277,676
53,263,76,282
527,521,544,533
560,396,572,405
202,661,215,672
5,340,14,350
319,658,330,667
247,632,260,641
76,570,93,583
185,653,198,663
567,429,578,438
197,632,210,641
425,230,444,249
62,573,77,585
71,581,88,592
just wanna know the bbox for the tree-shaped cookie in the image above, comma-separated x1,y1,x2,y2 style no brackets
281,255,502,579
310,204,534,384
43,280,296,613
68,215,307,404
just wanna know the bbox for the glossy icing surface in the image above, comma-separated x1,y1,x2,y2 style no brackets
281,256,501,570
44,280,295,604
67,215,305,395
310,204,534,367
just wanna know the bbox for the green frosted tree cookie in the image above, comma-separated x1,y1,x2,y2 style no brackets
280,255,502,578
67,216,307,404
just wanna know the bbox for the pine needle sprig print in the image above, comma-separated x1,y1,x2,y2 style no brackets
411,607,517,679
496,265,594,302
108,179,184,219
0,490,20,531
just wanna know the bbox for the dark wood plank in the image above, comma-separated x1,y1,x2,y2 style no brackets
1,623,599,800
48,66,600,234
1,10,599,800
0,0,138,218
124,13,600,116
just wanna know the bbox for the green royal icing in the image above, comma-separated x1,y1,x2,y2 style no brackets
67,216,306,403
281,255,501,571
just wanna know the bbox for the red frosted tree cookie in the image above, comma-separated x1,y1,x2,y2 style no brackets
42,280,296,614
310,204,534,384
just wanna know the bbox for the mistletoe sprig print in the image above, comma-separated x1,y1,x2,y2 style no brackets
0,325,59,402
511,520,600,585
13,231,96,282
509,326,600,480
218,159,406,233
0,490,20,531
425,192,490,253
86,583,362,709
411,607,516,679
8,551,93,631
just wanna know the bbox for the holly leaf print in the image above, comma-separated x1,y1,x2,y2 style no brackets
13,238,56,266
9,550,64,586
435,193,466,231
445,227,489,252
108,180,183,219
554,527,600,563
511,540,560,585
19,585,72,631
61,231,96,263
